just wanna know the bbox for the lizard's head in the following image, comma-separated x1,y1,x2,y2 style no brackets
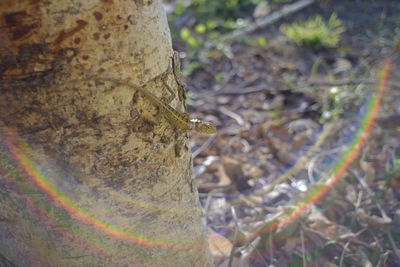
191,119,217,134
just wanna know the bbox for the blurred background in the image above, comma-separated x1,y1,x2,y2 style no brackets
164,0,400,266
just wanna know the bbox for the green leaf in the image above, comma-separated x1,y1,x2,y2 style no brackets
195,24,207,34
257,37,267,46
180,28,191,40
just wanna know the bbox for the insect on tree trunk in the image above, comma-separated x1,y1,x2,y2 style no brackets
0,0,212,266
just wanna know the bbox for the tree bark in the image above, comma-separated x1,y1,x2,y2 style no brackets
0,1,211,266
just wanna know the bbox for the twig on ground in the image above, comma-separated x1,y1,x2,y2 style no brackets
350,169,400,265
307,147,342,183
350,170,389,220
339,240,351,267
218,106,246,126
338,229,371,249
227,207,239,267
225,0,317,42
300,227,306,267
268,233,274,266
250,121,337,200
199,79,377,98
192,134,217,158
387,233,400,265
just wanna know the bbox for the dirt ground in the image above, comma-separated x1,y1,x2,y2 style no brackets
171,0,400,266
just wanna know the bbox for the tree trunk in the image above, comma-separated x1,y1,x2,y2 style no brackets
0,1,211,266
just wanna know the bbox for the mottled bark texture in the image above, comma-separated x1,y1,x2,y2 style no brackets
0,0,211,266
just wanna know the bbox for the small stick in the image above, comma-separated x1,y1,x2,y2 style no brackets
225,0,317,41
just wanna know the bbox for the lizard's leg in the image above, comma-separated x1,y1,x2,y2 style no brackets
156,52,180,105
143,57,176,105
174,131,190,157
161,74,177,104
160,51,187,107
172,51,187,106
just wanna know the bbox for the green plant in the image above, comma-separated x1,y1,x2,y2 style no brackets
272,0,293,2
180,28,201,49
320,82,370,123
281,13,345,48
170,0,264,50
242,36,268,47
